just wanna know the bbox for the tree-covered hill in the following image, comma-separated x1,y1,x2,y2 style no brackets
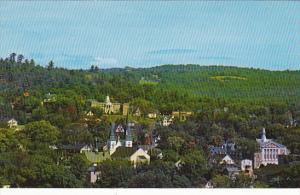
128,65,300,100
1,54,300,188
1,55,300,116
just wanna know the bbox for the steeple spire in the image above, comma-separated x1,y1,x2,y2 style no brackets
261,128,267,142
126,123,132,141
125,122,133,147
110,123,116,141
106,95,111,104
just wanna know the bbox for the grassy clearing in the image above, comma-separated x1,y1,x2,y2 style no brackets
210,75,248,82
139,80,159,85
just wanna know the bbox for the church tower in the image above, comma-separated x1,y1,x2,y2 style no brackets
261,128,267,143
108,123,117,154
125,123,133,147
105,95,112,114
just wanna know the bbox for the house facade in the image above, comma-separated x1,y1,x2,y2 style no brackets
172,111,193,121
162,116,173,126
111,147,150,168
241,159,253,176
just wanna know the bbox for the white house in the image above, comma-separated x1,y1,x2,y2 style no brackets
205,181,213,188
241,159,253,176
7,118,18,128
162,116,173,126
220,154,235,165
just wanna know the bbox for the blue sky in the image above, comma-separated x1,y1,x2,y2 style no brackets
0,1,299,70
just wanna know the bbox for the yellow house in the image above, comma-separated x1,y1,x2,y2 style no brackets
111,147,150,168
130,148,150,167
172,111,193,121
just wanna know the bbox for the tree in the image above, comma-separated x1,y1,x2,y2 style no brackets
69,154,90,182
47,60,54,70
90,65,95,72
95,160,135,187
19,120,60,149
172,174,191,187
167,135,185,152
128,171,173,188
9,53,16,62
180,149,209,185
17,54,24,63
30,59,35,66
62,123,93,145
232,174,254,188
212,174,231,188
32,106,47,121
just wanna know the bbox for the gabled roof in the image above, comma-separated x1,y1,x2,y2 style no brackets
115,124,124,133
87,166,96,172
7,118,17,123
111,147,136,158
221,154,235,164
257,139,286,148
59,144,90,150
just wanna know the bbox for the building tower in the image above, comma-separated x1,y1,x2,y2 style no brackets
125,123,133,147
261,128,267,143
95,137,99,152
105,95,112,114
108,123,117,154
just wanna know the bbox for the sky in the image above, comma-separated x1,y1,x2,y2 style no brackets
0,1,299,70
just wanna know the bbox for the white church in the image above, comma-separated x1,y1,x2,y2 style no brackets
106,123,133,155
254,128,290,169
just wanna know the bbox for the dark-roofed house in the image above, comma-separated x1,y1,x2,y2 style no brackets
111,147,150,168
87,165,101,184
209,146,227,155
223,164,240,179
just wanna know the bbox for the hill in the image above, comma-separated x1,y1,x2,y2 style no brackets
1,56,300,117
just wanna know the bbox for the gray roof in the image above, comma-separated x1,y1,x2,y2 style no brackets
87,166,96,172
257,139,286,148
209,146,226,155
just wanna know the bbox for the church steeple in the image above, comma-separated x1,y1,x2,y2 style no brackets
108,123,117,154
261,128,267,142
110,123,116,141
125,123,133,147
106,95,111,104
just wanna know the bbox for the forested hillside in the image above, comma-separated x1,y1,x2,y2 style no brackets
1,56,300,103
1,54,300,188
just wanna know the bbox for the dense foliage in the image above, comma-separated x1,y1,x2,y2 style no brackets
0,53,299,188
